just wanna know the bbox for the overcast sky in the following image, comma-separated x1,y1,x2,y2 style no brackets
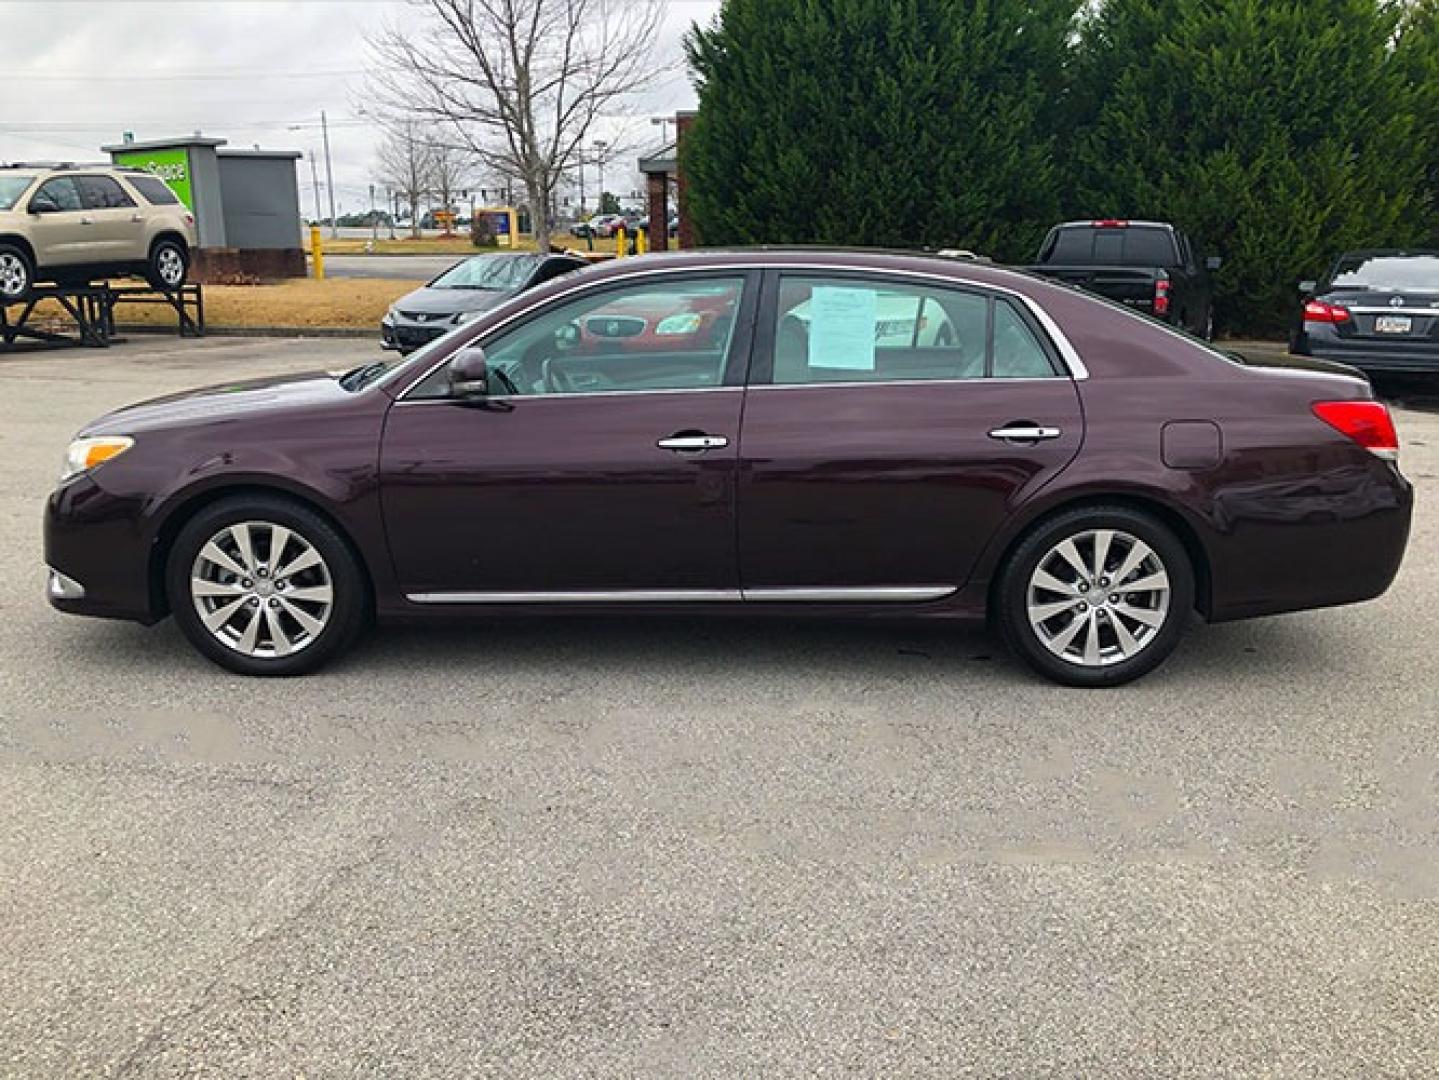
1,0,719,213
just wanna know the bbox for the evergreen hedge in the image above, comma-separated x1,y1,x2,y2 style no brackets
683,0,1439,336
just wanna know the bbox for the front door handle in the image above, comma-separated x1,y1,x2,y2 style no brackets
79,216,94,226
988,424,1062,442
657,434,729,453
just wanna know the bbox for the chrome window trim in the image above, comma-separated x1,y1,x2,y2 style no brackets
748,376,1063,392
394,385,743,407
395,261,1089,401
405,585,955,605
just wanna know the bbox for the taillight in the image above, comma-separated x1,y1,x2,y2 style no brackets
1312,400,1399,461
1303,300,1350,324
1154,277,1171,316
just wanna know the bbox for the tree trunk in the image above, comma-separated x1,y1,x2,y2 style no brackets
409,194,421,239
528,177,551,251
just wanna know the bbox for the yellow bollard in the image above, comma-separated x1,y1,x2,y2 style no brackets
310,224,325,280
635,224,647,256
615,225,627,258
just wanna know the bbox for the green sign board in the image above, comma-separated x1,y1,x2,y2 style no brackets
111,146,193,210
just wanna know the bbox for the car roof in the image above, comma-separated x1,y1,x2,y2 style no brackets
1332,249,1439,259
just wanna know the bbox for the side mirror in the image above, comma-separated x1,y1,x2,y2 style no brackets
1205,255,1223,272
1298,280,1317,294
28,194,59,215
447,345,489,397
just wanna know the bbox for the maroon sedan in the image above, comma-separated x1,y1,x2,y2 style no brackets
46,250,1412,686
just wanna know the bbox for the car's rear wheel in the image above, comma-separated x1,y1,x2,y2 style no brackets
166,495,368,676
995,505,1194,687
0,244,34,303
146,238,189,291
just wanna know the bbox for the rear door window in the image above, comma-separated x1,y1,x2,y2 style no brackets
75,175,136,209
766,276,1058,384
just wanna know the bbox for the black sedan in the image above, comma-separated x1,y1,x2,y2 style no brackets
1293,250,1439,375
381,252,587,353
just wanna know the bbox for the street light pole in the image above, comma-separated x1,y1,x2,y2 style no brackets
593,140,608,210
321,110,338,239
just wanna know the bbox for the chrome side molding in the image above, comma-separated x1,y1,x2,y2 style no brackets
405,585,956,605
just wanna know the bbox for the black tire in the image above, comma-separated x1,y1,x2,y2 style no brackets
0,242,34,304
994,504,1195,688
146,237,189,291
166,494,369,676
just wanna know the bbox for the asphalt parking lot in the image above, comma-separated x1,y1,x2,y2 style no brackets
2,334,1438,1077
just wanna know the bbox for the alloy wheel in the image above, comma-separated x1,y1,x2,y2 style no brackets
1026,528,1171,668
0,252,28,298
156,246,185,287
189,521,333,658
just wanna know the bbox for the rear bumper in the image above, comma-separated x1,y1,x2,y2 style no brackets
1295,334,1439,374
1207,458,1413,622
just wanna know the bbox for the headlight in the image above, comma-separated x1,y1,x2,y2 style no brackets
381,308,396,326
61,435,133,484
453,310,480,325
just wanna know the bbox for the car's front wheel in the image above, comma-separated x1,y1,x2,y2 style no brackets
0,243,34,303
166,495,369,675
995,505,1194,687
146,238,189,291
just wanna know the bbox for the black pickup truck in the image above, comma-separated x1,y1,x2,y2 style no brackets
1027,220,1219,339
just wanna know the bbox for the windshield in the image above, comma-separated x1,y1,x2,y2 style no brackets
1329,255,1439,292
0,175,35,211
432,254,538,291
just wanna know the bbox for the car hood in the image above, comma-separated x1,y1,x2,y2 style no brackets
393,286,516,317
82,370,356,436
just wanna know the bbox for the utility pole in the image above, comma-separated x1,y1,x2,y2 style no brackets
369,183,378,242
306,151,322,224
321,110,338,239
593,140,608,209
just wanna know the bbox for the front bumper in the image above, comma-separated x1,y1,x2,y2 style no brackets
381,318,455,354
44,475,160,623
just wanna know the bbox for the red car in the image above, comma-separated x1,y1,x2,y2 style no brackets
46,249,1411,685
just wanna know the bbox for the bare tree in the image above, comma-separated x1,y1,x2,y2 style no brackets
375,123,434,238
427,140,472,233
368,0,665,250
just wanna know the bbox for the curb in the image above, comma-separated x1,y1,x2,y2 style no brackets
113,323,374,340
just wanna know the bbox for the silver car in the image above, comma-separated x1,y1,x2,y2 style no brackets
380,252,587,353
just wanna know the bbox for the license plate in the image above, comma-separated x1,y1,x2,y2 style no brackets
1375,315,1412,334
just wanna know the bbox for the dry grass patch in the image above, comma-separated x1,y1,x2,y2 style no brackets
31,278,424,331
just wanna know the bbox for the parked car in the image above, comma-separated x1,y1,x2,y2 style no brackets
571,213,622,239
0,163,197,302
1028,220,1218,339
1291,250,1439,375
46,249,1410,686
380,251,587,353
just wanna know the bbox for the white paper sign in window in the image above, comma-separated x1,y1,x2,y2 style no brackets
808,286,877,371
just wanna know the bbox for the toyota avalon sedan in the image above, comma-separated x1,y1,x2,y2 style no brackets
1293,249,1439,375
380,251,586,353
46,249,1412,686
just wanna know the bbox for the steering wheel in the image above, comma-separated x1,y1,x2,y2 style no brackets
542,359,617,394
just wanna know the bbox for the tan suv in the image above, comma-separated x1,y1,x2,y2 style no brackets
0,163,198,302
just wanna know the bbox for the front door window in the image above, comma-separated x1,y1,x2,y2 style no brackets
412,276,749,398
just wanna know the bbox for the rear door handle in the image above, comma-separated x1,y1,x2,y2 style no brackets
657,434,729,452
988,425,1062,442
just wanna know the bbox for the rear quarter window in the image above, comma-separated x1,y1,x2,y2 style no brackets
127,175,181,206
